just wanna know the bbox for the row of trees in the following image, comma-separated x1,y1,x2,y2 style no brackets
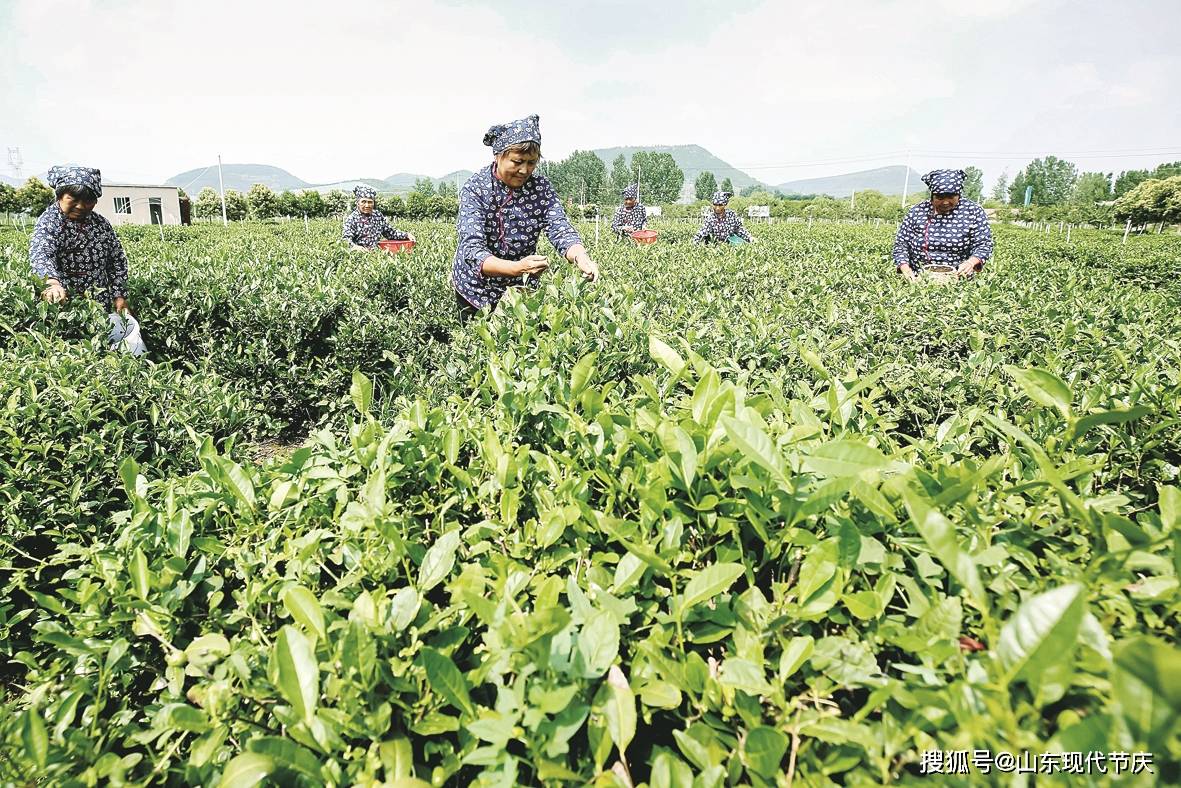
0,178,54,216
993,158,1181,209
1113,176,1181,225
191,183,459,222
545,151,685,205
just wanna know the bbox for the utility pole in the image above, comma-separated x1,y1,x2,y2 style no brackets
900,151,911,208
217,154,228,226
6,147,23,180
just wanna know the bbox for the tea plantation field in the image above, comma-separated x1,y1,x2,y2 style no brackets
0,219,1179,786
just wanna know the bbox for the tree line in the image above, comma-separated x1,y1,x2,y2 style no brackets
3,157,1179,228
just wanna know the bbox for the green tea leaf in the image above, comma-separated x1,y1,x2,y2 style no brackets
679,562,744,617
578,610,620,678
901,484,987,611
604,665,636,758
801,439,890,479
720,416,783,478
282,586,326,643
649,336,686,374
1159,485,1179,533
420,647,474,716
218,752,274,788
20,709,47,769
743,725,788,778
272,625,319,724
1005,365,1073,418
570,351,598,397
418,530,460,592
1113,637,1181,713
350,370,373,414
997,584,1086,686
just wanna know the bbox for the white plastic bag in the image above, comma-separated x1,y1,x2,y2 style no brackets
108,312,147,356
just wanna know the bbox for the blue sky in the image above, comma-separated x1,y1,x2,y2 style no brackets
1,0,1179,190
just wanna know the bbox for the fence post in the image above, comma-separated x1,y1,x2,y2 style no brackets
1122,219,1131,245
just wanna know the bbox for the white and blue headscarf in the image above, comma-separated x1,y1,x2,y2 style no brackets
710,190,733,206
622,184,639,200
483,114,541,154
47,165,102,198
922,169,966,195
354,184,377,200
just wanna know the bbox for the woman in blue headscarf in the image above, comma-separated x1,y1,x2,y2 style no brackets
893,169,993,281
452,114,599,317
29,165,130,312
611,184,647,239
692,190,756,245
342,184,413,250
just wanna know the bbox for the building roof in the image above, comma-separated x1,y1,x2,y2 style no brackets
103,183,179,190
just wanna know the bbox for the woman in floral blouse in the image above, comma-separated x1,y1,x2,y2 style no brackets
29,165,130,312
892,169,993,280
611,184,647,239
342,185,414,250
451,114,599,317
692,190,756,245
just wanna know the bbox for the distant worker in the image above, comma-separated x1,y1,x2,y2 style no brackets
29,166,130,313
452,114,599,319
692,190,757,245
611,184,647,239
893,169,992,280
342,185,414,250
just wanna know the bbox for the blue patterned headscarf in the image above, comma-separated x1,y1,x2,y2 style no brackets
483,114,541,154
354,184,377,200
710,190,733,206
622,184,639,200
922,169,966,195
47,165,102,198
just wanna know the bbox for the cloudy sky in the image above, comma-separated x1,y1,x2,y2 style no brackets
2,0,1179,190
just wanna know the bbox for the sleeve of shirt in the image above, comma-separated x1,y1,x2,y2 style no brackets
380,215,410,241
104,220,130,299
969,206,994,262
540,182,582,256
28,210,63,283
341,214,357,243
892,210,918,267
637,206,647,229
732,215,753,242
457,181,495,267
692,220,709,245
610,206,626,233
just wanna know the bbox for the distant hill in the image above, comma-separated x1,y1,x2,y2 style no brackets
590,144,765,201
167,164,310,194
777,166,923,198
166,147,760,200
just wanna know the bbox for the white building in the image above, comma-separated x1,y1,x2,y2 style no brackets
95,184,183,226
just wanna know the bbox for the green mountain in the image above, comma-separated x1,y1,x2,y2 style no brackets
776,166,924,198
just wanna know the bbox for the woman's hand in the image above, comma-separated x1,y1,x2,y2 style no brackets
513,255,550,276
566,245,599,281
42,279,67,303
407,233,416,243
899,263,918,281
958,257,983,277
113,296,131,315
575,257,599,281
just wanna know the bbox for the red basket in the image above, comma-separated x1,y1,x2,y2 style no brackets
630,230,659,245
378,239,415,254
